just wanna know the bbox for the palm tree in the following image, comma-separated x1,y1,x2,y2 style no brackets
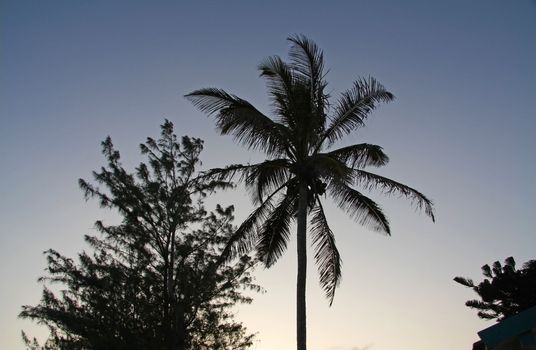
186,35,435,350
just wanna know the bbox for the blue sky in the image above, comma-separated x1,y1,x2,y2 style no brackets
1,1,535,349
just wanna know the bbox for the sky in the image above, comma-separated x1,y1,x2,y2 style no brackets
1,0,535,349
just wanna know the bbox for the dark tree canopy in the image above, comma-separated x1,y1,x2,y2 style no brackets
454,256,536,321
20,120,259,350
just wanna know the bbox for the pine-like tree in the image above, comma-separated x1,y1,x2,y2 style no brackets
454,256,536,321
20,120,259,350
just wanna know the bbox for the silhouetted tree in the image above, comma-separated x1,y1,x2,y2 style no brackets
20,121,259,350
454,257,536,321
186,35,435,350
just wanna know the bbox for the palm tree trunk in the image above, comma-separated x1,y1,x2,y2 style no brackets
296,182,308,350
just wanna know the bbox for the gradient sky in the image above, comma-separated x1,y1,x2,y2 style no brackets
1,1,535,349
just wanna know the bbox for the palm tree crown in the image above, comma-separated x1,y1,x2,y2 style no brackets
187,35,434,350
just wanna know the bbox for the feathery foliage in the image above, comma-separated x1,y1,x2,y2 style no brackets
454,256,536,321
20,121,259,350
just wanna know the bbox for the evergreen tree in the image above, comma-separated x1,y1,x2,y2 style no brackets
20,120,259,350
454,256,536,321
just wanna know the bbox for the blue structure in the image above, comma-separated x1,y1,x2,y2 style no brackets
473,306,536,350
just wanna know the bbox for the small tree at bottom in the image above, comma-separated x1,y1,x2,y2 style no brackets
454,256,536,321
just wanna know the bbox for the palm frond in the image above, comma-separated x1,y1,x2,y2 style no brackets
259,61,320,150
219,179,295,262
198,161,291,204
323,77,394,145
327,143,389,168
329,181,390,235
219,196,274,263
310,199,341,305
354,170,435,222
256,194,296,267
259,56,295,127
287,35,329,143
198,163,255,183
287,35,328,115
192,179,234,195
244,159,291,203
303,154,352,182
186,88,290,155
287,34,325,88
